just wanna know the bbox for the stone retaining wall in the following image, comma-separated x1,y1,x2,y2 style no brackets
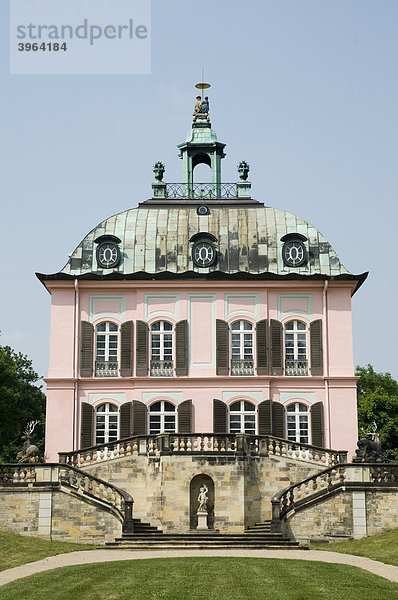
285,486,398,543
0,458,397,543
0,486,120,543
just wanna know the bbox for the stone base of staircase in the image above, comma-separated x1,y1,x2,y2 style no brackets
99,519,307,550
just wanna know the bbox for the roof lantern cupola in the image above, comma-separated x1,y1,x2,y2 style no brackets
177,82,226,198
150,82,253,203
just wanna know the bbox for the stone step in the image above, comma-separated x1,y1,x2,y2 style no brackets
100,542,304,550
118,534,287,541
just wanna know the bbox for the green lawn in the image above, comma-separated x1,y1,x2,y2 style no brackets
312,529,398,566
0,531,94,572
0,558,396,600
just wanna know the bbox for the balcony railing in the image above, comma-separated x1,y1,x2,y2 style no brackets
95,361,118,377
285,359,308,376
165,183,237,200
150,359,174,377
231,359,255,376
59,433,348,469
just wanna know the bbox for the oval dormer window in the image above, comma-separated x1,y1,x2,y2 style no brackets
281,233,307,268
94,235,121,269
190,232,217,268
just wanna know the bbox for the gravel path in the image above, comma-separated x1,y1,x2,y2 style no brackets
0,549,396,587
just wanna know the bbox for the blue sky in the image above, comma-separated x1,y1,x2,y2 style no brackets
1,0,397,380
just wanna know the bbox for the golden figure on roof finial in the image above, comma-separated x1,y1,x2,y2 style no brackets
193,81,211,122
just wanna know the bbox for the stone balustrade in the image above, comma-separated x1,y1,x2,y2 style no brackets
58,433,347,468
270,462,398,533
0,463,134,533
369,463,398,484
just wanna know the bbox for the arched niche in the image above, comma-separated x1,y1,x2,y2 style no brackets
189,474,215,530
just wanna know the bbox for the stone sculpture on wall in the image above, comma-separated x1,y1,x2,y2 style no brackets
353,422,386,463
16,421,41,463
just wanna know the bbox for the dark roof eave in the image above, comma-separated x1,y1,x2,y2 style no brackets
36,270,369,295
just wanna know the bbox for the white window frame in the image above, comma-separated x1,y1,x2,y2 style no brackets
95,402,119,445
229,400,257,435
284,320,307,361
151,321,173,362
231,320,254,361
286,402,310,444
149,400,177,434
95,321,119,362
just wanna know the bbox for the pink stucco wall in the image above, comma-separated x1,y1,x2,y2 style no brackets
44,280,359,462
48,289,75,378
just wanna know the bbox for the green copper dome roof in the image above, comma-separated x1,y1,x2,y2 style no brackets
37,204,367,288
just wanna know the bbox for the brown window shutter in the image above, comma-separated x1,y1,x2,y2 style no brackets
178,399,192,434
310,319,323,375
256,319,269,375
120,321,134,377
216,319,229,375
132,400,147,435
272,402,285,438
175,320,188,376
258,400,272,435
213,399,227,433
136,320,149,376
80,402,94,449
311,402,324,447
270,320,283,375
120,402,133,438
80,321,94,377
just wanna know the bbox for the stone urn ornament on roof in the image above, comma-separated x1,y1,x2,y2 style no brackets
153,161,165,182
237,160,250,181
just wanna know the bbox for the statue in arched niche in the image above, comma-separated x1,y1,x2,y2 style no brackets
197,483,209,512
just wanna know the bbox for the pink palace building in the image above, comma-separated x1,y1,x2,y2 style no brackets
37,99,367,466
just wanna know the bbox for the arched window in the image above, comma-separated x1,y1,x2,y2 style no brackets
149,401,176,434
95,322,118,377
286,402,309,444
284,320,308,376
231,320,254,375
95,403,119,445
229,400,256,435
150,321,173,376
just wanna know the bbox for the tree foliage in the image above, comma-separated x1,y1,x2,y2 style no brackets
0,345,46,462
356,364,398,461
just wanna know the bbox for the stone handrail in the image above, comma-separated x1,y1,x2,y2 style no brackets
369,463,398,484
0,463,134,533
58,433,347,468
270,462,398,533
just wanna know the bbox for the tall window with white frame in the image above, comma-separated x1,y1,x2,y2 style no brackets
229,400,256,434
231,320,254,375
95,403,119,445
151,321,173,376
95,322,118,377
286,402,309,444
284,320,308,376
149,401,176,434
